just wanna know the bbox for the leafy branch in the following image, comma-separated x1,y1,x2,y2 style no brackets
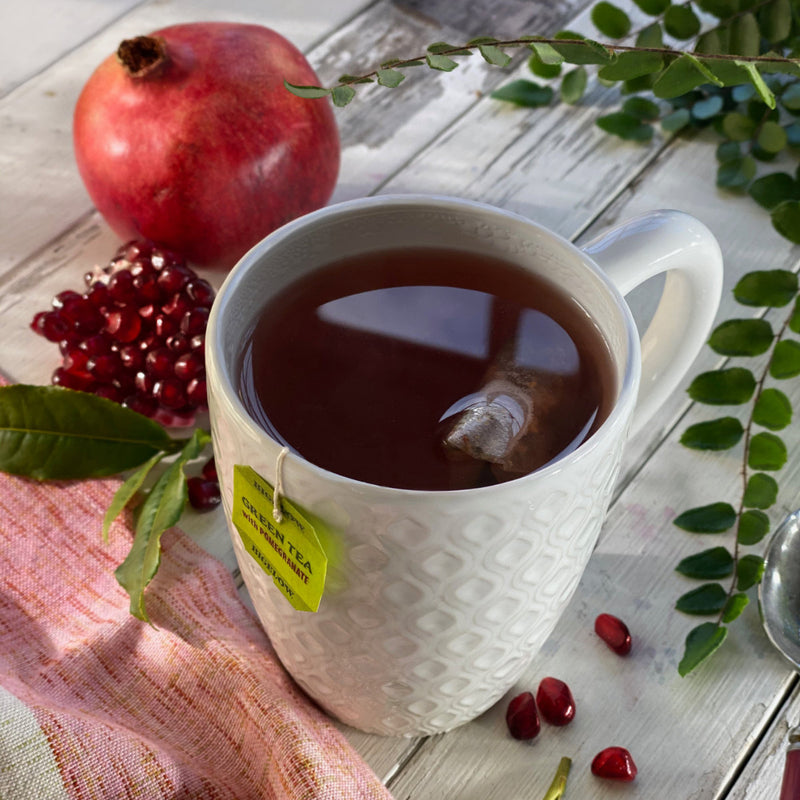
674,270,800,675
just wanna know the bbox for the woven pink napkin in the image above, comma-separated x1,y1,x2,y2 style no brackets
0,448,394,798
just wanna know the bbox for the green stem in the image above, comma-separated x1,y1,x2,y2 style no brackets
541,757,571,800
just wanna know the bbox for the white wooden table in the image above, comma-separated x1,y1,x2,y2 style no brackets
3,1,800,797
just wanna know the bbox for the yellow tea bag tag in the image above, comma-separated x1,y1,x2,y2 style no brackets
232,464,327,612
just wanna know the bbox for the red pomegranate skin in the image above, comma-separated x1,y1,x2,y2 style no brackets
73,22,340,268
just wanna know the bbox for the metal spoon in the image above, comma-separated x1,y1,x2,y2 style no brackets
759,509,800,798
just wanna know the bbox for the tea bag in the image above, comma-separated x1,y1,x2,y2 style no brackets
442,340,564,477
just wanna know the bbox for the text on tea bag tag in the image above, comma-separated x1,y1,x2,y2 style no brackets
232,464,327,612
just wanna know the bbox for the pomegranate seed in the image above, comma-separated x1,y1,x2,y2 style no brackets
95,384,124,403
595,613,632,656
123,393,157,418
165,333,190,354
135,371,155,394
30,311,49,336
119,241,153,262
65,299,105,335
536,677,575,726
105,307,142,343
190,333,205,353
174,351,203,381
38,311,70,342
145,347,174,378
186,377,207,406
186,279,215,307
52,367,94,392
150,248,182,269
88,353,122,381
187,477,221,512
506,692,540,740
154,378,187,409
107,270,138,304
129,258,155,279
153,313,177,339
86,283,111,308
62,348,92,378
52,290,82,308
163,293,192,320
180,307,210,336
201,457,217,481
134,272,162,303
591,747,637,782
119,345,144,372
158,265,192,294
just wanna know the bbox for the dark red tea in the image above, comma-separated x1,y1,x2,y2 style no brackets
237,246,616,491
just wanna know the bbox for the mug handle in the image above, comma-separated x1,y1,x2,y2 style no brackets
581,209,724,435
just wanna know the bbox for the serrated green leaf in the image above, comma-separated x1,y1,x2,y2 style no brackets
722,593,749,623
737,554,765,590
479,44,512,67
551,36,615,65
662,108,691,132
331,85,357,107
748,431,788,470
598,51,664,81
529,50,562,79
529,42,565,66
596,111,654,141
770,339,800,378
376,68,405,88
735,61,776,109
676,582,728,614
753,387,793,430
717,155,757,189
738,509,770,544
664,5,701,39
680,417,744,450
748,173,800,210
591,1,632,38
772,200,800,244
676,547,734,579
734,269,798,306
283,81,332,99
674,502,737,533
678,622,727,676
730,12,761,57
426,53,459,72
102,452,164,542
491,79,554,107
0,385,179,480
759,0,792,43
743,472,779,508
722,112,757,141
653,54,722,100
709,318,773,355
636,22,664,48
687,367,756,405
114,429,211,622
692,95,724,120
561,67,588,104
633,0,670,14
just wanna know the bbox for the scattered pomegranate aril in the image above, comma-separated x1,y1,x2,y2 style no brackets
201,457,217,482
536,677,576,727
591,747,637,782
506,691,540,740
31,241,214,426
187,476,222,512
595,613,633,656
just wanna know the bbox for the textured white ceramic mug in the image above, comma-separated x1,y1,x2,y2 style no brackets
206,195,723,736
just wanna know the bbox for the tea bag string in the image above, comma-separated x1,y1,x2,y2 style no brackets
272,446,289,524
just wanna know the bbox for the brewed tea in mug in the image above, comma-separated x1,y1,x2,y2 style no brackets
236,245,616,491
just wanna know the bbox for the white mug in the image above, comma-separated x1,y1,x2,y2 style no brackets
206,195,723,736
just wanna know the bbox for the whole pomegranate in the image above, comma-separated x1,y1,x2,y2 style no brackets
73,22,340,268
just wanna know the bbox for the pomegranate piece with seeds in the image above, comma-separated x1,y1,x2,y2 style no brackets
595,613,633,656
505,691,540,740
30,240,215,426
591,746,637,781
536,677,575,726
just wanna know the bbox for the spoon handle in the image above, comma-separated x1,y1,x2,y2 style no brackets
780,727,800,800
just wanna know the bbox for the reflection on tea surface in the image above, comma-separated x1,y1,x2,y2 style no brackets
238,246,615,490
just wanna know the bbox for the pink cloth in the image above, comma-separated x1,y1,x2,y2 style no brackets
0,462,393,799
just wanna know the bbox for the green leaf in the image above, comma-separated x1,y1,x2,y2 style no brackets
748,431,788,470
734,270,798,306
598,51,664,81
722,112,757,141
425,53,459,72
717,155,757,189
680,417,744,450
748,173,800,210
479,44,512,67
696,30,723,55
636,22,664,48
772,200,800,244
675,547,734,579
336,74,374,85
696,0,737,16
692,95,724,120
633,0,670,14
790,297,800,334
743,472,779,508
591,2,632,38
662,108,691,132
283,81,331,99
560,67,588,104
738,509,770,544
674,502,737,533
528,50,562,79
754,387,793,430
717,140,741,162
722,593,749,623
0,385,178,481
781,83,800,111
427,41,472,56
678,622,727,676
102,452,164,542
735,61,776,109
676,582,728,614
623,96,660,120
114,429,211,622
529,42,565,66
654,55,722,99
737,554,766,590
551,35,615,65
687,368,756,405
664,5,701,39
704,60,751,87
708,318,773,356
770,339,800,378
596,111,654,141
729,12,761,57
491,79,554,107
330,85,357,107
759,0,792,42
376,68,405,88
